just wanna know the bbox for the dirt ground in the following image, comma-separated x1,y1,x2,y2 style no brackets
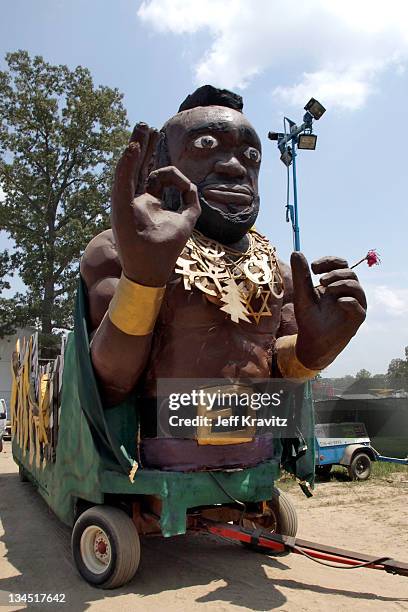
1,441,407,612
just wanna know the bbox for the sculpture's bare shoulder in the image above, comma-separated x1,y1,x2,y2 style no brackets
80,229,122,330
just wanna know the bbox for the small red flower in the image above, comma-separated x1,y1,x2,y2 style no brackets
350,250,381,271
366,250,380,267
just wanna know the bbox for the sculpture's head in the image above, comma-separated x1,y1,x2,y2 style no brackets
157,85,261,244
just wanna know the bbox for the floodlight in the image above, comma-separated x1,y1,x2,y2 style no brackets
304,98,326,120
280,148,293,167
267,98,327,252
298,133,317,150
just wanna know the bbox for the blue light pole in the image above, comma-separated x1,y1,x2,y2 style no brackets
268,98,326,252
291,139,300,251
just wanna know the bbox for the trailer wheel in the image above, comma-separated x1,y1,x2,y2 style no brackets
348,452,372,481
265,488,297,536
71,505,140,589
241,488,297,552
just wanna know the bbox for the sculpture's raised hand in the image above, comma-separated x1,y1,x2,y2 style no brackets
111,122,201,287
290,252,367,370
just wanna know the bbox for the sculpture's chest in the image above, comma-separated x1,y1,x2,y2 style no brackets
159,275,282,332
143,277,283,383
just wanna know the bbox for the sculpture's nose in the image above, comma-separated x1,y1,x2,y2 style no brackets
214,156,247,178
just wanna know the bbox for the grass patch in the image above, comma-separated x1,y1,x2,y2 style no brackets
276,461,408,490
371,461,408,478
330,461,408,480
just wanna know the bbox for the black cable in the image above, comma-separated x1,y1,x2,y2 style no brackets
292,546,390,570
208,470,393,571
209,472,248,525
204,480,391,570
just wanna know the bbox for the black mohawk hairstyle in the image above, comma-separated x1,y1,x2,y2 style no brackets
178,85,243,113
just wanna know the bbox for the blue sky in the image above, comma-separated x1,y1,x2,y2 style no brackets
1,0,407,376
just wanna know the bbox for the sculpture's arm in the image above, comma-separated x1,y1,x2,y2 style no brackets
80,230,154,407
85,124,201,407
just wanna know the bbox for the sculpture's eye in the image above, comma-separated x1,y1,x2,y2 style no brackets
244,147,261,162
193,135,218,149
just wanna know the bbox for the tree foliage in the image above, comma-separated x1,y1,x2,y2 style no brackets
0,50,129,336
0,250,10,293
0,249,19,337
387,346,408,389
355,368,371,379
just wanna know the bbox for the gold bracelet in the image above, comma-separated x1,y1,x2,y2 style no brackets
108,273,166,336
276,334,320,380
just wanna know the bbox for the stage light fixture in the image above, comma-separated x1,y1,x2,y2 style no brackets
298,133,317,150
267,96,327,251
280,148,293,167
304,98,326,120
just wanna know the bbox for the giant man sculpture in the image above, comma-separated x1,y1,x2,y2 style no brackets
81,86,366,470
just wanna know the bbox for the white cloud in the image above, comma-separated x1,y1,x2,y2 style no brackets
372,285,408,317
273,65,380,111
138,0,408,109
324,283,408,376
0,186,5,202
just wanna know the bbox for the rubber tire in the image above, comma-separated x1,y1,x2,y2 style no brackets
71,505,141,589
19,465,29,482
348,452,372,481
268,487,298,537
241,488,298,553
315,464,332,477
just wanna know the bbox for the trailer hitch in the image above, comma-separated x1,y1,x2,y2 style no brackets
204,520,408,578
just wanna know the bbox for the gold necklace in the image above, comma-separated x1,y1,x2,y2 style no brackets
175,229,284,324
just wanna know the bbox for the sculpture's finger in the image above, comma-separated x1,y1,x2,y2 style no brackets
129,122,151,176
337,297,366,323
134,127,160,196
325,280,367,309
146,166,201,217
112,122,156,227
311,256,349,275
129,121,151,146
319,268,358,287
290,252,317,308
111,141,142,229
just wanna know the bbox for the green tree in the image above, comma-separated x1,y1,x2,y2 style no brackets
0,249,17,337
343,375,355,382
387,346,408,389
0,250,10,293
0,50,129,338
369,373,387,385
355,368,371,379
